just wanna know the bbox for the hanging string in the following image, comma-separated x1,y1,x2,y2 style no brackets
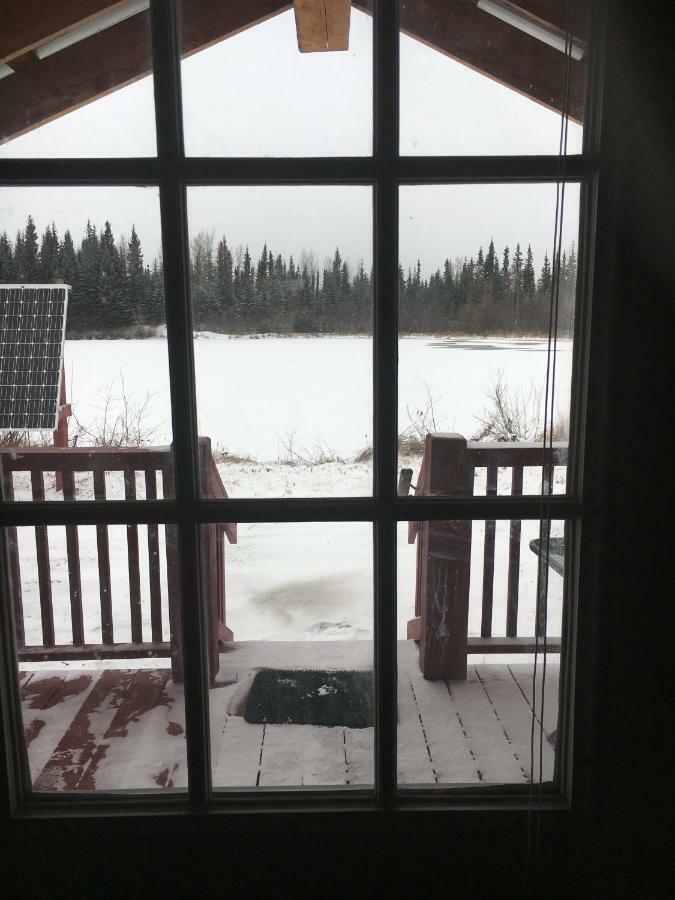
526,0,575,879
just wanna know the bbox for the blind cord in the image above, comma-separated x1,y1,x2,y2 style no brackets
526,0,574,882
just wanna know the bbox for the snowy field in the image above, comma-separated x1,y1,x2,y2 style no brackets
11,335,568,658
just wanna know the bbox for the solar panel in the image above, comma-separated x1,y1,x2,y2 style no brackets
0,284,70,431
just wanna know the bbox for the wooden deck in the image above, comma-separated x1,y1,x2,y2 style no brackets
20,641,559,791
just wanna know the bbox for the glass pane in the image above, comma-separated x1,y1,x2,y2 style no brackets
398,519,566,788
0,4,156,157
0,186,175,501
7,522,187,792
181,3,372,156
398,183,578,497
400,0,588,155
187,186,373,498
208,522,374,791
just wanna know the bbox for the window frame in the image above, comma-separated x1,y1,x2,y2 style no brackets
0,0,605,822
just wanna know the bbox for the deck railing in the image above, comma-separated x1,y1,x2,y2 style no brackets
404,433,568,680
1,437,235,681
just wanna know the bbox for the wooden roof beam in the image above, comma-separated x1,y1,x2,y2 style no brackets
0,0,290,144
0,1,131,65
356,0,585,123
0,0,585,144
293,1,351,52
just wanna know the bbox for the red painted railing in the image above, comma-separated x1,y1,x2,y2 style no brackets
404,433,568,680
1,437,235,681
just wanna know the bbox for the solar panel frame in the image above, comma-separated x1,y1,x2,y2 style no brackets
0,284,70,432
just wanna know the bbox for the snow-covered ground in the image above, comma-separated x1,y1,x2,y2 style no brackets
63,333,572,466
12,335,568,661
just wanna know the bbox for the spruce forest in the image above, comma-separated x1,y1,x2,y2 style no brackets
0,216,577,336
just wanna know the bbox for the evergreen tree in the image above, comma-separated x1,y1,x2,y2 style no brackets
0,232,14,281
23,215,39,282
13,231,25,281
242,247,254,304
76,220,102,330
538,252,552,299
216,237,233,309
511,243,523,327
99,221,120,327
522,244,536,297
38,223,60,282
126,225,148,325
58,230,79,286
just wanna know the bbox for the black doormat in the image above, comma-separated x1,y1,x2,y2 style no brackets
244,669,373,729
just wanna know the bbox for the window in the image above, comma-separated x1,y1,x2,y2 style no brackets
1,0,599,815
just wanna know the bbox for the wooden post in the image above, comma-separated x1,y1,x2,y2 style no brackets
53,365,71,492
417,434,473,680
198,437,220,681
163,455,183,682
2,468,25,647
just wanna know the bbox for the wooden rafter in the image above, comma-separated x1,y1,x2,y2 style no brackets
0,0,586,144
371,0,586,122
0,0,128,65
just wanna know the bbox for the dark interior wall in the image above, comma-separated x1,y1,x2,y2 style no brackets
589,0,673,894
0,2,672,896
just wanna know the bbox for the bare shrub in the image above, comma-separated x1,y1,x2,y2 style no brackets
212,442,258,464
0,430,52,449
398,381,445,454
276,431,347,466
70,373,161,448
472,370,568,443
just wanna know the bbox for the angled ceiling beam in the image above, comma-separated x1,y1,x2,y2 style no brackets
385,0,585,123
293,1,351,52
0,1,290,143
0,0,130,65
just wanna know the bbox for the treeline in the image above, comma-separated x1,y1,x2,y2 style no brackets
0,217,576,336
0,216,163,336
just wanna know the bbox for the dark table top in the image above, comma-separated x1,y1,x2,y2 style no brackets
529,537,565,577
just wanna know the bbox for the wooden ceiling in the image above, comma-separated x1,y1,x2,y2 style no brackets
0,0,586,144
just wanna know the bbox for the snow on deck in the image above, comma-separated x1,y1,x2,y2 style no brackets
20,641,559,792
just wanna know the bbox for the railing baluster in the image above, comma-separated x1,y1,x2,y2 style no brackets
30,470,55,648
2,469,25,647
62,469,84,646
124,468,143,643
535,456,554,638
93,465,114,645
144,468,163,643
162,460,182,681
506,464,524,637
481,463,498,638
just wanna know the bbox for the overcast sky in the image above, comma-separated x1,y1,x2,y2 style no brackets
0,8,581,274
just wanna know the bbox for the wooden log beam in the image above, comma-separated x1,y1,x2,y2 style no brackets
293,0,351,52
0,0,128,64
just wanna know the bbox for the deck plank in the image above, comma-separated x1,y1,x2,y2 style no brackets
475,664,555,782
407,667,481,785
397,671,437,786
87,669,184,791
212,716,265,788
258,724,349,787
343,727,374,785
448,668,527,784
32,669,135,791
21,671,98,782
507,663,560,738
